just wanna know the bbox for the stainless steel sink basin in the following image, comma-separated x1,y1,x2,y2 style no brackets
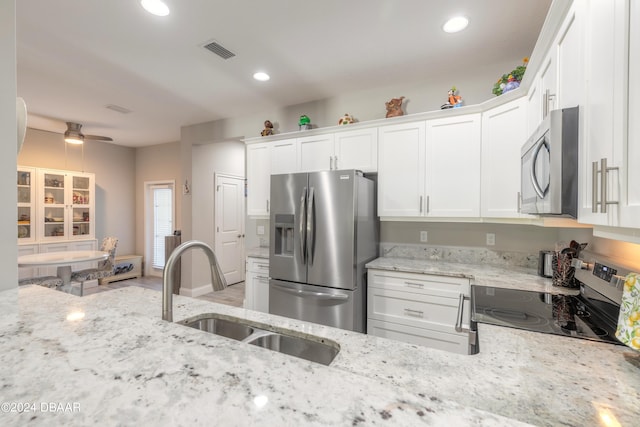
177,314,255,341
176,313,340,365
246,333,339,365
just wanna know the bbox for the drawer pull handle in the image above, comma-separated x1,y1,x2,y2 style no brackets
403,308,424,318
455,293,470,332
256,264,269,269
255,275,269,280
404,281,424,289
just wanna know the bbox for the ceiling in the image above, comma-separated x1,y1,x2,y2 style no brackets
17,0,552,147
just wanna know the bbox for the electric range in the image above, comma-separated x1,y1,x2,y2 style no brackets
471,250,638,346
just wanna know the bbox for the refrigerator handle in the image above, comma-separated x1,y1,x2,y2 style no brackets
299,187,307,264
306,186,315,265
271,282,349,300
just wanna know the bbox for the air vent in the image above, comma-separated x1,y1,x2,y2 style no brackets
203,41,236,59
105,104,132,114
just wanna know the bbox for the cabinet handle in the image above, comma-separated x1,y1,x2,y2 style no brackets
403,308,424,318
266,200,270,213
455,293,470,332
517,192,521,213
255,275,269,281
334,156,338,170
600,157,619,213
404,281,424,289
592,161,600,213
419,196,423,213
426,196,430,214
256,263,269,269
543,90,548,118
329,156,333,170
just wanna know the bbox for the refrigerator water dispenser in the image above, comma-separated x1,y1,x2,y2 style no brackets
274,214,294,257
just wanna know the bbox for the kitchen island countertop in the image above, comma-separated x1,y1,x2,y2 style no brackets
2,278,638,426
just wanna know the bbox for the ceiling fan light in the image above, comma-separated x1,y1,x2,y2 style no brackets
443,16,469,33
64,134,84,144
141,0,170,17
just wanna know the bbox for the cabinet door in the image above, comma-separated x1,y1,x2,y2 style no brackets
540,52,558,119
334,127,378,172
481,99,527,218
557,3,584,110
527,80,542,135
621,0,640,228
68,172,95,240
17,166,36,243
298,134,335,172
579,0,627,226
39,170,69,241
246,143,271,217
378,122,426,217
271,138,298,174
425,114,481,217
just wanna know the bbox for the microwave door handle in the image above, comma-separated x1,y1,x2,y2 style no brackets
306,186,315,265
530,139,550,199
299,187,307,264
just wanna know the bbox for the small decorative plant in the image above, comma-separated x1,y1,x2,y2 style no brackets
493,57,529,96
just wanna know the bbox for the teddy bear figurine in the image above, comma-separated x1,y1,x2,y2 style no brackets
261,120,274,137
385,96,405,118
338,113,355,125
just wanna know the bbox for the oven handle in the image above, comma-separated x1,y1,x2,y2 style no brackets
271,282,349,300
455,293,470,332
530,138,550,199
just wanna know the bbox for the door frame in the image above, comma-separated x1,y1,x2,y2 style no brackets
214,173,245,284
144,180,175,277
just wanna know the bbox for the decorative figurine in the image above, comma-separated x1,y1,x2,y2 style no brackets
338,113,355,125
502,75,520,94
441,86,463,109
385,96,405,118
260,120,274,137
298,115,311,130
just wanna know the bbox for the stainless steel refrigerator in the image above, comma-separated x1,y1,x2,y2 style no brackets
269,169,378,333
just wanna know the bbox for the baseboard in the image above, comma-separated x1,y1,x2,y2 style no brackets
179,283,213,298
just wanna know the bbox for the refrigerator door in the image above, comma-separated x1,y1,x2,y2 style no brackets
307,170,357,289
269,279,364,332
270,173,308,283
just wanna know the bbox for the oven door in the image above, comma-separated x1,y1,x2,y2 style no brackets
521,130,551,214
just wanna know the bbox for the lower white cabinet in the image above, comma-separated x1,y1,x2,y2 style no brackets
245,256,269,312
367,268,474,355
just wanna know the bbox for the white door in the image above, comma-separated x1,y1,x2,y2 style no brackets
215,174,245,285
144,181,174,277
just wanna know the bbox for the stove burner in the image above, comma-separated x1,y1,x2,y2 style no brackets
484,308,550,329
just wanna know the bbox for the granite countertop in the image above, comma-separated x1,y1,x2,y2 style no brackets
3,270,639,426
246,246,269,259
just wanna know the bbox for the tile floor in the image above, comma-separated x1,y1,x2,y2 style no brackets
83,275,245,307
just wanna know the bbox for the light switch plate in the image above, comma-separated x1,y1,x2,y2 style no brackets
257,225,265,235
486,233,495,246
420,231,428,242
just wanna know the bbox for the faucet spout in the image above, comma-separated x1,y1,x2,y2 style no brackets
162,240,227,322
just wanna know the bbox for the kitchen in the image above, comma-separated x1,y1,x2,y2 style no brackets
3,0,640,426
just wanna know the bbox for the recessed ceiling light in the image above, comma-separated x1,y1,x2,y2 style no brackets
253,72,270,82
443,16,469,33
141,0,170,17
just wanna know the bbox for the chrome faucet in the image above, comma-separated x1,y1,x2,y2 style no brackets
162,240,227,321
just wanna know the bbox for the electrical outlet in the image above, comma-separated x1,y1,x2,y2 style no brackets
420,231,428,242
486,233,496,246
257,225,265,235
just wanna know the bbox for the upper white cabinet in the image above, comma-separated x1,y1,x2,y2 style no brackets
425,114,481,217
17,166,36,243
246,142,271,217
333,127,378,172
378,122,426,217
578,0,628,226
271,138,298,175
481,98,527,218
556,4,583,109
37,168,95,242
378,115,481,218
298,134,335,172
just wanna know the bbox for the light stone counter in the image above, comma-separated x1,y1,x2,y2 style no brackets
246,246,269,259
1,286,529,427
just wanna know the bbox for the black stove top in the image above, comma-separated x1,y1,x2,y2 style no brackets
471,285,623,345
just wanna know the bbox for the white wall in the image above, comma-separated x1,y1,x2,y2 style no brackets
1,0,17,291
189,141,245,294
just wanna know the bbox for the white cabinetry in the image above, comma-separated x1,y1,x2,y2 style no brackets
481,98,527,218
556,4,584,109
378,115,481,218
378,122,425,217
244,256,269,312
271,138,298,175
425,114,481,217
246,143,271,217
578,0,628,226
298,134,335,172
367,269,473,355
17,166,36,243
38,240,99,284
38,169,95,241
333,127,378,172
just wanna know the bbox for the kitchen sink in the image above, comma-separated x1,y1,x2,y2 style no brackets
246,332,339,366
176,313,340,365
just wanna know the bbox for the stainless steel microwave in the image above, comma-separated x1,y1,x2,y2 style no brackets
520,106,579,217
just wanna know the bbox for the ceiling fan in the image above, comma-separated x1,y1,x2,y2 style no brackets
64,122,113,144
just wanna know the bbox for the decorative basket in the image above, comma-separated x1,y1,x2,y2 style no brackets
552,252,578,288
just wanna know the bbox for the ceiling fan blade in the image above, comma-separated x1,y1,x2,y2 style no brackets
84,134,113,142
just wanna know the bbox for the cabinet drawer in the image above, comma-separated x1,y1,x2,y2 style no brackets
247,257,269,275
368,269,470,296
367,319,470,355
368,287,470,333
